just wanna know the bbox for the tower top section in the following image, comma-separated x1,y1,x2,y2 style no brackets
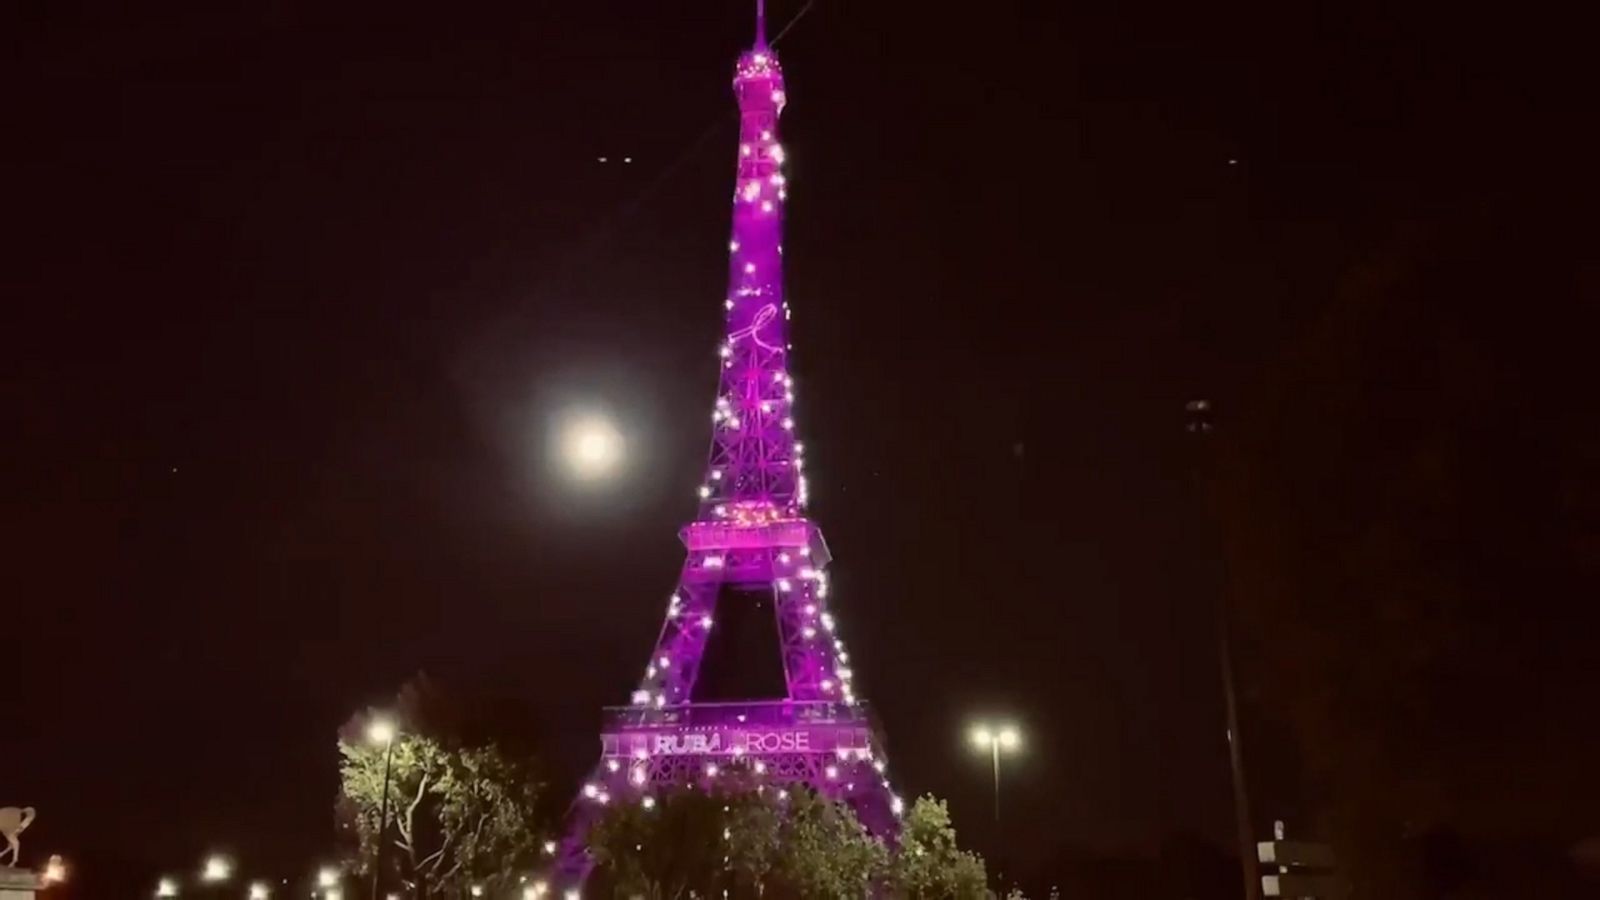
696,0,800,521
736,0,783,112
734,41,785,114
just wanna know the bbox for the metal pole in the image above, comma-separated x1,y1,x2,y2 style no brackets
371,738,395,900
991,741,1001,823
1185,400,1259,900
992,741,1004,891
1219,602,1259,900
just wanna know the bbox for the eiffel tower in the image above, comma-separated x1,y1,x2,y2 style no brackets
548,1,900,890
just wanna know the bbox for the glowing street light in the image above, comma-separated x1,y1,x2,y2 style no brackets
200,854,233,883
249,881,271,900
317,867,340,890
155,877,179,898
366,719,396,745
968,722,1022,822
41,855,66,885
367,718,400,900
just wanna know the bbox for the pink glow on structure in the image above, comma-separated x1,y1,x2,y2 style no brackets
552,6,897,890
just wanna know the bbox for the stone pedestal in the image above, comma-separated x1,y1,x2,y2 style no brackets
0,868,39,900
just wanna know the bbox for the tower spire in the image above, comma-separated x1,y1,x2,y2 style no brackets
755,0,768,48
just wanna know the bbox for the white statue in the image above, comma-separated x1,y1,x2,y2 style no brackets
0,807,35,867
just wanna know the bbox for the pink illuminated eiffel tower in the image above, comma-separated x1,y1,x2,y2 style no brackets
547,2,901,889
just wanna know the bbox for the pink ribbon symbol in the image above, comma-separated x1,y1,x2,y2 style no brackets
729,303,783,352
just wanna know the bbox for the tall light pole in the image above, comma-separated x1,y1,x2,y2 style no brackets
970,724,1022,892
969,724,1021,822
367,719,398,900
1186,398,1259,900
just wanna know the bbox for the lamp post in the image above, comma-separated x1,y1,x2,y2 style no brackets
970,723,1022,892
367,719,398,900
1185,399,1260,900
969,724,1021,822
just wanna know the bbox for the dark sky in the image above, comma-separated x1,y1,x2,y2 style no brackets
8,0,1589,893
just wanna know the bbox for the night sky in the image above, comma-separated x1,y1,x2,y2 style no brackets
9,0,1592,894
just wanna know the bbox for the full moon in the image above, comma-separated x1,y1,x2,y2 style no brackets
560,413,624,481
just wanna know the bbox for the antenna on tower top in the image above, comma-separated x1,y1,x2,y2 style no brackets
755,0,768,48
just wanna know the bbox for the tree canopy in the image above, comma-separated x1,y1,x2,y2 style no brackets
588,787,984,899
336,707,545,898
886,796,989,900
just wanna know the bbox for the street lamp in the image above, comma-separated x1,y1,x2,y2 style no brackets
201,855,233,883
155,876,179,898
970,722,1023,892
248,881,271,900
367,718,399,900
968,723,1022,822
317,867,340,891
41,855,66,885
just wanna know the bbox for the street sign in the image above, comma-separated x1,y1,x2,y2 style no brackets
1257,840,1337,868
1262,873,1343,897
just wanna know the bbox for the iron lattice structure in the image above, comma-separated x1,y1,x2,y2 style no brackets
547,4,901,891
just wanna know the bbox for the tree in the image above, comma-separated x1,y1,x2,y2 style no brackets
887,796,988,900
338,717,545,898
589,785,889,899
725,788,784,894
587,787,731,899
770,789,887,898
589,787,993,899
